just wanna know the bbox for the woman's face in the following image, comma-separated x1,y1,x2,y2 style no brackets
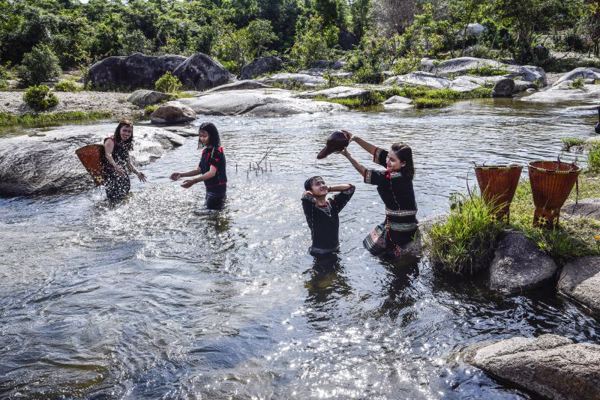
119,125,133,141
199,130,210,147
386,151,406,171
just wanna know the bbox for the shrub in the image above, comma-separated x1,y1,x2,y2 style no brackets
23,85,59,111
155,72,182,94
571,77,585,89
588,143,600,172
54,79,82,92
561,137,585,152
466,66,508,76
17,44,62,86
144,104,159,116
426,195,503,275
0,65,10,90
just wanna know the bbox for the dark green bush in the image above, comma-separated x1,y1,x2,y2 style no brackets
17,44,62,87
23,85,59,111
155,72,182,94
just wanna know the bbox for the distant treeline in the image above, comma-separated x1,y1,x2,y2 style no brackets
1,0,599,76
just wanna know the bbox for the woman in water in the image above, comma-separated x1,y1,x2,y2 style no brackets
102,119,146,202
170,122,227,210
338,131,419,260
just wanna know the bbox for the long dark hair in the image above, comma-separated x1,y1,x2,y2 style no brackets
391,143,414,179
199,122,221,147
114,119,134,150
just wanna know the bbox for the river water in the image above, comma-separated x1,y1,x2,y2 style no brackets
1,99,599,399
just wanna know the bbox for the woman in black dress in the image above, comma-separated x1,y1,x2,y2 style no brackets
338,131,419,260
102,120,146,202
170,122,228,210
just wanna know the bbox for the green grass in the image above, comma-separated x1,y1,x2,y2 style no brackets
425,195,503,275
0,110,113,130
144,105,159,116
588,144,600,172
413,98,450,109
571,77,585,89
466,66,508,76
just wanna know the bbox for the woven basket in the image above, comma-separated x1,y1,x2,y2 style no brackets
75,144,105,186
528,161,580,228
475,164,522,221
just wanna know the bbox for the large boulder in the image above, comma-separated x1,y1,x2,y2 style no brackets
492,78,515,98
427,57,506,77
384,72,452,89
127,89,171,108
205,80,271,93
172,53,234,90
86,53,186,90
488,231,558,295
150,101,197,125
240,56,283,80
507,65,547,86
558,256,600,315
0,125,184,197
179,88,346,117
521,84,600,104
258,73,327,88
554,67,600,87
463,334,600,400
298,86,371,100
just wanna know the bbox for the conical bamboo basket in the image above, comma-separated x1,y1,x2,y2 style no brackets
528,161,580,228
475,164,522,221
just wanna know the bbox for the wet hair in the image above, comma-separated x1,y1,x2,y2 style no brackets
113,119,134,150
391,143,414,179
199,122,221,147
304,176,323,191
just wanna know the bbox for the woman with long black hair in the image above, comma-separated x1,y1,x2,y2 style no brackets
338,131,419,260
170,122,228,210
102,119,146,202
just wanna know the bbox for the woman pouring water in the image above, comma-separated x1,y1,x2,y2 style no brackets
337,131,419,261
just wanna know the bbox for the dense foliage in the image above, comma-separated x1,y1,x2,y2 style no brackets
0,0,597,77
23,85,59,111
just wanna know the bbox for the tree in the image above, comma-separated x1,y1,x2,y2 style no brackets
18,44,62,86
290,15,339,68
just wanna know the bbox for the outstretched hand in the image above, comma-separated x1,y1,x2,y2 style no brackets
137,171,147,182
181,179,196,189
170,172,181,181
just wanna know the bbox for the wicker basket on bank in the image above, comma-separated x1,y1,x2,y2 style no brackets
475,164,522,222
528,160,580,229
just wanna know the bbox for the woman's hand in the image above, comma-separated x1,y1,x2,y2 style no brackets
115,165,127,176
136,171,147,182
341,130,353,142
339,148,351,158
181,179,196,189
170,172,181,181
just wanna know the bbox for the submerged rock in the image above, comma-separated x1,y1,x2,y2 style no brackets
127,89,170,108
0,125,184,197
383,96,412,110
463,334,600,400
558,256,600,315
488,231,558,295
179,88,345,117
150,101,196,125
521,84,600,104
240,56,283,80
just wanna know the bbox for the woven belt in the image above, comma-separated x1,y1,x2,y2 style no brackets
385,208,417,217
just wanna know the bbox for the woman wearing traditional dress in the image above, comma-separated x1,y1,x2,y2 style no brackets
170,122,228,210
102,120,146,202
338,132,419,260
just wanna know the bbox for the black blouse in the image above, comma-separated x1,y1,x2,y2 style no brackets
199,146,227,192
302,186,355,254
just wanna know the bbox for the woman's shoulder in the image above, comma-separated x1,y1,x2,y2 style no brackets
103,136,115,144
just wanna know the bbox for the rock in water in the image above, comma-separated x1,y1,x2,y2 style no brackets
173,53,234,91
558,256,600,315
492,78,515,98
240,56,283,80
150,101,197,125
463,334,600,400
488,231,558,294
86,53,186,90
